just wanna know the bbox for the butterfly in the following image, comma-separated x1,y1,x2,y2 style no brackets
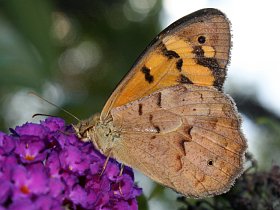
76,8,247,198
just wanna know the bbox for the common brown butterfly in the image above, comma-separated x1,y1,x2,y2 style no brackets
75,8,247,198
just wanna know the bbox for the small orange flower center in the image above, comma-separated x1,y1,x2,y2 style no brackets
25,155,35,161
20,185,30,194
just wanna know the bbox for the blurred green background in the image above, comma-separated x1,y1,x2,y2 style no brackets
0,0,279,209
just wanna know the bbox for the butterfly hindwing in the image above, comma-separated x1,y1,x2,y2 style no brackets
101,8,231,120
107,84,246,197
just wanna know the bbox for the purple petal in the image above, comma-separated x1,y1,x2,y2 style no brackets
12,165,28,189
27,163,49,194
86,175,110,193
49,178,65,198
60,173,77,190
35,196,64,210
0,156,18,180
0,132,16,154
56,133,78,148
113,174,134,199
15,123,48,139
128,199,139,210
0,179,11,204
89,161,103,175
8,198,36,210
104,161,120,181
69,185,88,207
131,186,143,197
45,151,61,177
85,190,98,208
112,200,131,210
12,163,49,198
122,166,135,180
94,192,110,209
59,145,90,174
41,117,65,132
15,136,46,163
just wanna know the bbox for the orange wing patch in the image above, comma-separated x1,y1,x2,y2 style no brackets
101,9,231,120
162,35,216,86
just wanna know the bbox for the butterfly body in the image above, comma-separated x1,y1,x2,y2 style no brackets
77,8,247,198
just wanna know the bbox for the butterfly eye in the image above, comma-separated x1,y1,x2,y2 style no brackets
207,159,214,166
198,35,206,44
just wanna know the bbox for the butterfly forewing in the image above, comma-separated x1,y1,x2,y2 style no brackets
101,8,231,121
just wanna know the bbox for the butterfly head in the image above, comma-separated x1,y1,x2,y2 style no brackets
74,113,117,156
73,113,100,142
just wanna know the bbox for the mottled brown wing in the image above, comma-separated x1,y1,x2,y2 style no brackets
109,84,246,198
101,8,231,121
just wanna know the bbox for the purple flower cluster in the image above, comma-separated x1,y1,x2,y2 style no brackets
0,117,142,210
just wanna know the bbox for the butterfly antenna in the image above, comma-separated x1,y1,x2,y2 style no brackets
32,113,58,118
29,92,81,122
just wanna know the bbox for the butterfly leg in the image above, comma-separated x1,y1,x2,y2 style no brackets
99,150,112,177
119,164,124,176
118,164,125,195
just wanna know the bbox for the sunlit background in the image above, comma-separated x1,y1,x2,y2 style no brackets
0,0,279,209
